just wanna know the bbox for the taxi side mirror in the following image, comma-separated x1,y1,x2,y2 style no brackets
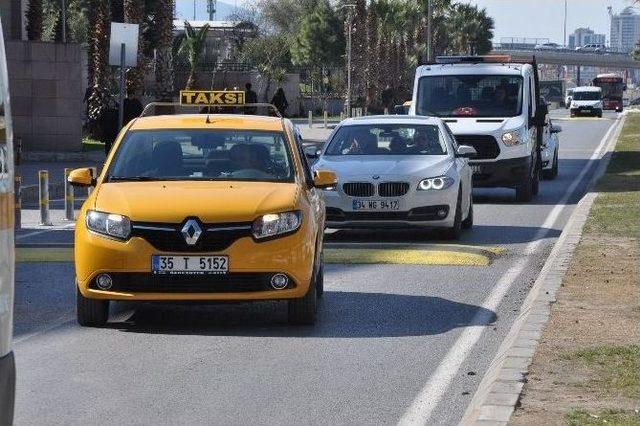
68,168,96,187
313,170,337,189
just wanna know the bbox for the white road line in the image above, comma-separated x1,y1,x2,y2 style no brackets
397,117,621,426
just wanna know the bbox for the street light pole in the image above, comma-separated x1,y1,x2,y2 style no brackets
342,4,356,117
426,0,433,62
563,0,567,47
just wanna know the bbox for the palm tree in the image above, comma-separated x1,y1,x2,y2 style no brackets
176,21,210,90
124,0,146,95
154,0,175,100
26,0,44,40
87,0,112,122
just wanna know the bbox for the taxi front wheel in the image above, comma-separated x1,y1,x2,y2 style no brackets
287,275,318,325
77,287,109,327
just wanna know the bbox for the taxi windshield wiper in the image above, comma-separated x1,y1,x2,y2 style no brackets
108,176,164,182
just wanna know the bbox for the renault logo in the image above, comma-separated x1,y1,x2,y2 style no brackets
181,219,202,245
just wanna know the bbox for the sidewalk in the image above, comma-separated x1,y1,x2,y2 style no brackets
511,113,640,424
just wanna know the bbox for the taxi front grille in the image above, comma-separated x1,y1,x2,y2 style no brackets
378,182,410,197
455,135,500,159
131,221,252,252
343,182,374,197
90,273,289,293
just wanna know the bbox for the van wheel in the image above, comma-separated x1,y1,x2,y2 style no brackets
516,162,535,202
444,189,463,240
77,287,109,327
543,149,559,180
288,275,317,325
462,194,473,229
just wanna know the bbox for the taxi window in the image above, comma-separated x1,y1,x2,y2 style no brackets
325,124,447,156
107,130,294,182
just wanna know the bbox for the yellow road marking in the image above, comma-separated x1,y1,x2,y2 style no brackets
16,247,73,263
16,245,503,266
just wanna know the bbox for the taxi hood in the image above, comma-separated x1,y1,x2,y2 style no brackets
93,181,299,223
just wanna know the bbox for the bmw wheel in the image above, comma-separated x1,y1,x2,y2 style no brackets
444,188,463,240
462,194,473,229
543,149,559,180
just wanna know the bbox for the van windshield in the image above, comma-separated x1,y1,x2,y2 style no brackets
106,129,294,182
573,91,601,101
416,75,523,118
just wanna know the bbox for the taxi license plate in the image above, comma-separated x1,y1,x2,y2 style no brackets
152,255,228,275
352,199,400,211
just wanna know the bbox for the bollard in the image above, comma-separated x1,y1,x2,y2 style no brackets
384,108,389,115
13,175,21,229
308,111,313,128
64,168,75,221
38,170,52,226
323,111,328,128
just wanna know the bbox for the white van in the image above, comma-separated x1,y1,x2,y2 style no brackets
570,86,603,118
410,56,547,201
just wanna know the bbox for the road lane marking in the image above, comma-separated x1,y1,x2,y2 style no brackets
397,116,622,425
326,248,495,266
16,247,73,262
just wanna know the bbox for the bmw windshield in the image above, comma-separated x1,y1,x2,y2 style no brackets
106,129,294,183
416,75,523,118
325,124,447,156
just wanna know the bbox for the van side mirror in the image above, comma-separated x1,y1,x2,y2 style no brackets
68,168,96,187
304,146,320,159
456,145,477,158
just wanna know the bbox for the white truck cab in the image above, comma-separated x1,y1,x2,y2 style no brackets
410,56,546,201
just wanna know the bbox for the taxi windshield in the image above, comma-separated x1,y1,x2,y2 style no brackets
325,124,447,156
106,129,294,182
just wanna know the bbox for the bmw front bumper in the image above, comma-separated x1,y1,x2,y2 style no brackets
322,184,458,229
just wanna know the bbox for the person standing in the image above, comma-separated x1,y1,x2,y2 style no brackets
271,87,289,117
245,82,258,115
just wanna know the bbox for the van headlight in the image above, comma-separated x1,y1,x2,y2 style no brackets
252,211,302,240
86,210,131,240
502,131,522,146
418,176,454,191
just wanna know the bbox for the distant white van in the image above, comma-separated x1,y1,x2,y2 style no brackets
570,87,603,118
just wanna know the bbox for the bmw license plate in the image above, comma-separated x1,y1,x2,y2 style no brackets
352,199,400,211
152,255,229,275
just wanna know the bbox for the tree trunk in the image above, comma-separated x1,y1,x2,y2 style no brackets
124,0,147,96
26,0,43,41
87,0,111,122
154,0,175,100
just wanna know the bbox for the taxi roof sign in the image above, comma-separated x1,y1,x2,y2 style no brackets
180,90,246,106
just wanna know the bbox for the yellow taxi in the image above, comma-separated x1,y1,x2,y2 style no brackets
69,92,337,326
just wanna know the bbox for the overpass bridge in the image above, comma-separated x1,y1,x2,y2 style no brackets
492,47,640,70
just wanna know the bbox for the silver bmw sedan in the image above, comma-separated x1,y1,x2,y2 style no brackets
310,115,477,239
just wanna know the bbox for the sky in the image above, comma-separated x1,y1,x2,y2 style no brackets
177,0,639,46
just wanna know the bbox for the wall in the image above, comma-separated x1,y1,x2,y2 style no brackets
6,41,83,152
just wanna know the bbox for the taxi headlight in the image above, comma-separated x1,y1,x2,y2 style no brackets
86,210,131,240
502,131,522,146
418,176,454,191
252,211,302,240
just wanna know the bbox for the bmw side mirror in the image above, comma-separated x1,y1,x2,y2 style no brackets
550,125,563,134
456,145,477,158
304,146,320,159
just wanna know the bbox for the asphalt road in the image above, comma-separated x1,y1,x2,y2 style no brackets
12,110,620,425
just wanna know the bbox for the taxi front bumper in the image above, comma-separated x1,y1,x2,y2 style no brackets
75,224,316,301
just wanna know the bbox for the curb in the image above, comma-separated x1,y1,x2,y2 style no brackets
460,114,626,425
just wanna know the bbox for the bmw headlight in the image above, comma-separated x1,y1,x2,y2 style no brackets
252,211,302,240
417,176,454,191
502,131,522,147
86,210,131,240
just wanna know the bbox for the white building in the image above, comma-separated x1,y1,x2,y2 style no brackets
609,6,640,53
568,28,606,49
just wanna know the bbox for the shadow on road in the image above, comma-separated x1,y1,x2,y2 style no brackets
108,291,497,338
